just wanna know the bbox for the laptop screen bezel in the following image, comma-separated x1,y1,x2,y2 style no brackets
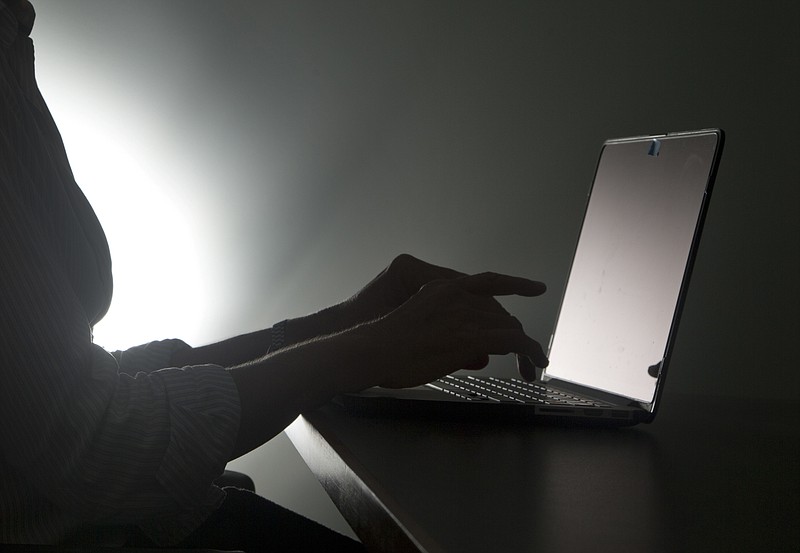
541,129,725,419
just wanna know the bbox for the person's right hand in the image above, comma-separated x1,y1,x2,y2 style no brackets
340,254,465,327
365,271,548,389
228,269,547,457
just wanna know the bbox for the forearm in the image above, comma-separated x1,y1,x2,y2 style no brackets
170,327,272,368
226,324,382,459
170,303,361,369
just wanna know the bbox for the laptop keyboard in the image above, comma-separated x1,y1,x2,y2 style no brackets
427,375,608,407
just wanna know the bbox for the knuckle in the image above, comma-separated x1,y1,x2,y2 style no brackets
392,253,417,270
418,279,447,299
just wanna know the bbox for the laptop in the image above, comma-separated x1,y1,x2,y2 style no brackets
335,129,725,426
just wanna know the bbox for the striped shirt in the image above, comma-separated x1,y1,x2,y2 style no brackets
0,2,241,546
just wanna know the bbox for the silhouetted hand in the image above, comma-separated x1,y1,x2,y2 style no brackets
365,271,548,388
342,254,465,324
230,263,549,455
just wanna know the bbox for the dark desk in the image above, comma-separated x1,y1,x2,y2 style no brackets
286,393,799,552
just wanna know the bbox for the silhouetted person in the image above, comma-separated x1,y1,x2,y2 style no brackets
0,2,547,549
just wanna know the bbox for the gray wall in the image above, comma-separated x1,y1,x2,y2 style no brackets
33,0,799,537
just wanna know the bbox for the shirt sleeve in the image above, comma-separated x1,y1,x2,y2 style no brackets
111,339,192,375
0,186,241,544
0,181,241,544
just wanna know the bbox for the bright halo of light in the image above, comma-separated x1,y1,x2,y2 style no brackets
55,108,213,352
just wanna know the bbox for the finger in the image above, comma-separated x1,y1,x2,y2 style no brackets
475,328,549,369
459,272,546,298
516,354,537,382
527,336,549,369
416,257,466,282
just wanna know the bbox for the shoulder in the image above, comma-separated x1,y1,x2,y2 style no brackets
0,1,34,39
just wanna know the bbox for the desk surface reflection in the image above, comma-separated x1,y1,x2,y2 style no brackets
287,393,799,553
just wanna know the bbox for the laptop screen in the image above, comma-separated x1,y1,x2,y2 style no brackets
544,131,721,403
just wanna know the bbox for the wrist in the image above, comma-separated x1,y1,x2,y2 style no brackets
327,321,397,391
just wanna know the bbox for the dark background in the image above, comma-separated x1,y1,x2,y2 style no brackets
33,0,798,537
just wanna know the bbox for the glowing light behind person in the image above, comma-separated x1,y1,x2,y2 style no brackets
28,0,453,352
46,105,217,350
30,3,253,350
